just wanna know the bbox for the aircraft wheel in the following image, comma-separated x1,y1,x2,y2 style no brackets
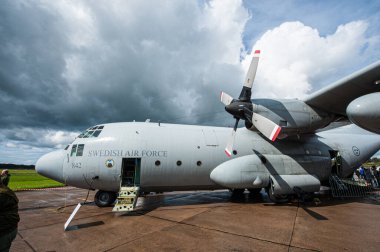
94,190,117,207
267,183,289,203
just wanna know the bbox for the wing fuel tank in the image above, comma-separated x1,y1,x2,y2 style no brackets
347,93,380,134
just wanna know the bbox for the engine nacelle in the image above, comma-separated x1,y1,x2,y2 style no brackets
269,175,320,195
248,99,333,138
347,93,380,134
210,155,269,189
210,154,328,190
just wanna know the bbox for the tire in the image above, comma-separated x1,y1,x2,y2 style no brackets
267,182,289,203
94,190,117,207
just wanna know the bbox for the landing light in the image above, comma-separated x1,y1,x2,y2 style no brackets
375,80,380,85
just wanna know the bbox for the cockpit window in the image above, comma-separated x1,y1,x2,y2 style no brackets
77,125,104,138
83,131,93,138
92,130,102,137
76,144,85,156
70,144,85,157
64,145,70,150
70,144,77,157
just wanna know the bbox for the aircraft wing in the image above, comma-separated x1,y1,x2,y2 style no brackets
304,61,380,116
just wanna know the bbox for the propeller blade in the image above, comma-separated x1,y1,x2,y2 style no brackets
225,119,239,157
239,50,260,102
243,50,260,89
220,92,233,106
224,130,235,157
252,112,281,141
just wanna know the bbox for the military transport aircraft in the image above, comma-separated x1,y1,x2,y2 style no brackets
36,50,380,211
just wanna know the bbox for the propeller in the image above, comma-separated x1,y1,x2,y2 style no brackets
221,50,281,156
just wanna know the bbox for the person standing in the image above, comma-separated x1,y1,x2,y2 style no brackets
0,170,20,252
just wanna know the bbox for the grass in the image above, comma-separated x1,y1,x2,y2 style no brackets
3,169,65,191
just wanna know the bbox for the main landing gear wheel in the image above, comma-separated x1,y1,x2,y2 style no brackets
94,190,117,207
266,182,289,204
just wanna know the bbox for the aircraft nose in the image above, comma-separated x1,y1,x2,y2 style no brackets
35,150,65,183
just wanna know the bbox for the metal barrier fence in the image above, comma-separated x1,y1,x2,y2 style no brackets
329,174,376,198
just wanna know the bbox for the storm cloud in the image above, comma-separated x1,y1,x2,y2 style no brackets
0,0,248,131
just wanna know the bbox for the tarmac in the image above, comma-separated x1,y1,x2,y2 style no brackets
10,187,380,252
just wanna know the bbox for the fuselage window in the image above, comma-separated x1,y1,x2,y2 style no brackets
176,160,182,166
155,160,161,166
76,144,85,156
70,144,78,157
197,161,202,166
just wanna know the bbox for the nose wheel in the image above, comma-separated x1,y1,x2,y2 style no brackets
94,190,117,207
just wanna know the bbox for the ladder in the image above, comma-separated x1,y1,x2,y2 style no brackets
112,186,140,212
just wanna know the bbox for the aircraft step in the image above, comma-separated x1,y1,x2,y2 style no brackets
112,186,140,212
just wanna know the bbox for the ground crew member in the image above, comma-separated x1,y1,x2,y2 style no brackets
0,170,20,252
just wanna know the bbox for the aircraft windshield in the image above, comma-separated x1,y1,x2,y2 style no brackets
78,125,104,138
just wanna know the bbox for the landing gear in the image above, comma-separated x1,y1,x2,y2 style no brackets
94,190,117,207
266,183,289,203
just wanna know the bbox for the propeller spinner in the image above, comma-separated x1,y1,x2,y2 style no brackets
221,50,281,156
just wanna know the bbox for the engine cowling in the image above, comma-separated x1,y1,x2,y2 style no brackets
347,93,380,134
210,154,326,193
247,99,333,138
210,155,269,189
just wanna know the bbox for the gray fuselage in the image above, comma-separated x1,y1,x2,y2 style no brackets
38,122,380,193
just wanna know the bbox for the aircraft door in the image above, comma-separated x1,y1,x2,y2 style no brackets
329,150,343,177
121,158,141,187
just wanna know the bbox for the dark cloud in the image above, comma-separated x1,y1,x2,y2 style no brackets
0,0,248,134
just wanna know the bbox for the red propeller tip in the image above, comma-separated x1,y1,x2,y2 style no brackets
225,149,232,157
270,126,281,141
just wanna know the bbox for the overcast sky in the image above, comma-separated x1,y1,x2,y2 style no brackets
1,0,379,164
